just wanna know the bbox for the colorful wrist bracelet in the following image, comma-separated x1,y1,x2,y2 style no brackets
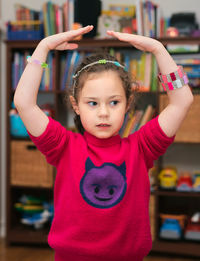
26,56,49,68
158,66,189,91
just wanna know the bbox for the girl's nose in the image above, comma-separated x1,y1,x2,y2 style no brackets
98,104,109,117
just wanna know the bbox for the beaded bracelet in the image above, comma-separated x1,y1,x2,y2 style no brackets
26,56,49,68
158,66,189,91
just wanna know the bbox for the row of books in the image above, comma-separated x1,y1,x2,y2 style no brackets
60,49,158,92
136,0,166,38
14,3,41,31
12,49,159,93
60,51,92,91
12,52,55,91
42,0,74,36
13,1,74,36
110,49,158,92
119,104,156,137
172,54,200,88
13,1,169,39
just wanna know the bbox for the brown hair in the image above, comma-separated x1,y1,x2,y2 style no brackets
67,52,138,134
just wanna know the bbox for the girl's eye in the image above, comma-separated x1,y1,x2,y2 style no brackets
88,101,97,107
110,100,119,106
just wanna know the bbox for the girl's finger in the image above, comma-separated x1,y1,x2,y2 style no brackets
107,31,129,41
67,25,93,39
55,43,78,50
107,30,141,45
65,43,78,50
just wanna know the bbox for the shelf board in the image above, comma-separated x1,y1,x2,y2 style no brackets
152,240,200,256
158,36,200,45
11,184,53,190
5,40,40,49
7,226,49,245
76,37,200,46
5,36,200,49
155,190,200,197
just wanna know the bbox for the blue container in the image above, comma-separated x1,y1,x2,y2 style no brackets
7,23,44,40
10,114,29,137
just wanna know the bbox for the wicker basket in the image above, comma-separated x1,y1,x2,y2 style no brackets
11,140,54,188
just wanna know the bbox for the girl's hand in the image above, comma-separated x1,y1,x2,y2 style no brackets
107,30,163,55
40,25,93,52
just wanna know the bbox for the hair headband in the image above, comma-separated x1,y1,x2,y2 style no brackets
72,59,125,79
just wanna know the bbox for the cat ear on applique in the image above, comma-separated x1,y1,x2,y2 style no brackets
118,162,126,177
85,157,95,171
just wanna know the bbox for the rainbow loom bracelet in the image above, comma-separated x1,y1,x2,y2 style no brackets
26,56,49,68
158,66,189,91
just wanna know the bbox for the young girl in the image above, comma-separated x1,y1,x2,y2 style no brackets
14,25,193,261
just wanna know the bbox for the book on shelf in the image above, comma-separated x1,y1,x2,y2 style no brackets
12,51,55,91
150,56,158,92
12,53,20,90
66,51,80,88
138,104,155,129
121,110,136,138
120,105,155,138
167,44,199,54
42,3,49,36
130,110,144,133
61,51,73,91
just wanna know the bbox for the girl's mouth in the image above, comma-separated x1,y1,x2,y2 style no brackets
97,124,110,127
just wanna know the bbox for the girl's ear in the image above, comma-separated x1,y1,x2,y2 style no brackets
69,95,80,115
126,94,134,113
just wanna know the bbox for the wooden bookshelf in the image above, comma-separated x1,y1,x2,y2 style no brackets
5,38,200,258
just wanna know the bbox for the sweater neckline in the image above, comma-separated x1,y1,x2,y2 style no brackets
83,131,121,147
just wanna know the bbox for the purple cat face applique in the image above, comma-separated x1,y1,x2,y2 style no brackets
80,158,127,209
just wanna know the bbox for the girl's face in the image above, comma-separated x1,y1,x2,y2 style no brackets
73,71,128,139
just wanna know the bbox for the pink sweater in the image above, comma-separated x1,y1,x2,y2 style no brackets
29,116,174,261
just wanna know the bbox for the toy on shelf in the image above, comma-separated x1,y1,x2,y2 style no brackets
185,212,200,241
176,172,193,192
192,173,200,192
160,214,186,240
14,195,53,230
21,206,53,230
158,167,178,190
160,219,182,240
10,102,52,138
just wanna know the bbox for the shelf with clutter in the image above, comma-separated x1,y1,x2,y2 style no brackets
152,165,200,256
6,1,200,41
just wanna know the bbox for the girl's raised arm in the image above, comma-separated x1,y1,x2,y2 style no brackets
14,26,93,137
107,31,194,137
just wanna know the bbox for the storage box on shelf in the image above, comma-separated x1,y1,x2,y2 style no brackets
11,140,53,188
7,21,44,41
5,37,200,256
159,94,200,143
